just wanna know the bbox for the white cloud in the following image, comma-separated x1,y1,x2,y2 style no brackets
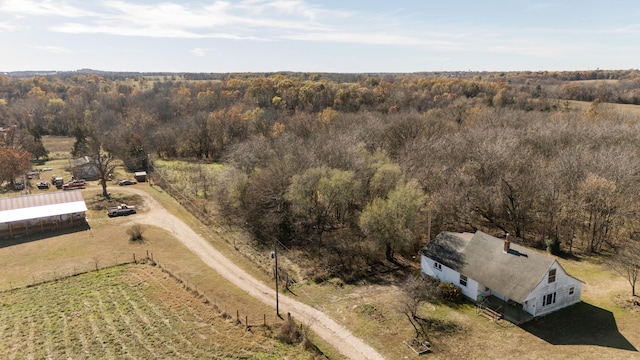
35,0,332,39
0,21,25,31
286,31,461,49
36,45,72,53
52,22,265,40
190,48,206,56
0,0,97,17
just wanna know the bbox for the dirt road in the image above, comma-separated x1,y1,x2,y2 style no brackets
121,187,385,360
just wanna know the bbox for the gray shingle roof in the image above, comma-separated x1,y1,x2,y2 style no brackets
422,230,556,303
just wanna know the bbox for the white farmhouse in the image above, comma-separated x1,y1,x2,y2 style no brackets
421,231,582,323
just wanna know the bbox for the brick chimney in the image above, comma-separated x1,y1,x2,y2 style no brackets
503,233,510,253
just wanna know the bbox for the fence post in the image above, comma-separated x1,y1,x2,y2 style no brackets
236,310,239,321
245,315,248,328
264,314,266,326
133,253,136,263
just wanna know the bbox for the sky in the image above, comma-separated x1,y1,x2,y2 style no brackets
1,0,639,73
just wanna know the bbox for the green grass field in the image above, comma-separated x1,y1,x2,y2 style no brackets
0,264,312,359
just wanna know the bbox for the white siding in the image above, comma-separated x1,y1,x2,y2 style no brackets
524,261,582,317
422,255,582,319
460,276,479,301
421,255,480,301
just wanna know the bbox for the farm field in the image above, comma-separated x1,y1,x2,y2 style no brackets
0,263,312,359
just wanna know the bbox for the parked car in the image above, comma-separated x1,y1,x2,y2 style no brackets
118,179,137,186
37,181,50,189
62,179,86,190
51,176,64,189
107,204,137,217
13,181,25,190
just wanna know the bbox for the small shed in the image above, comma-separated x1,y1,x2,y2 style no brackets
134,171,147,182
0,191,88,238
69,156,99,181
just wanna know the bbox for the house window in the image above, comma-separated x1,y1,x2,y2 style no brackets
569,287,575,295
434,262,442,271
548,269,557,283
460,274,468,287
542,292,556,306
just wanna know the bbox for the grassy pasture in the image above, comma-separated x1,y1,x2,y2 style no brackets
0,264,312,359
567,100,640,116
41,135,74,161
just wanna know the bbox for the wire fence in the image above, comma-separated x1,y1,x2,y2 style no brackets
1,250,283,329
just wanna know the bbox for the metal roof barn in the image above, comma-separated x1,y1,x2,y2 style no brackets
0,191,87,223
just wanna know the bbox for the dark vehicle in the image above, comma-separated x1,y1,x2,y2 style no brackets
118,179,137,186
51,176,64,189
62,179,86,190
14,181,25,190
37,181,50,189
107,204,137,217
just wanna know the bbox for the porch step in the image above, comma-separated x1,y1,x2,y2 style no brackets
480,307,502,321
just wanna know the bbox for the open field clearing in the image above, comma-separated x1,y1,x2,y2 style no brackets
0,263,312,359
567,100,640,115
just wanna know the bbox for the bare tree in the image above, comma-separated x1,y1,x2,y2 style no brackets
610,239,640,297
397,274,437,340
87,132,121,198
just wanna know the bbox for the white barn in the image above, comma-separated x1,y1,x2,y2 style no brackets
0,191,88,238
421,231,582,323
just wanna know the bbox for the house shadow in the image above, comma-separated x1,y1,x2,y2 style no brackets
0,223,91,249
520,302,637,351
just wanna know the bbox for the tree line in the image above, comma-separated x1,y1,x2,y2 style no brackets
1,71,640,282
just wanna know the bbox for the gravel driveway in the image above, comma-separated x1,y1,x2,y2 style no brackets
121,187,385,360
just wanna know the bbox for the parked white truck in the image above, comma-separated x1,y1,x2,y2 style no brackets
107,204,137,217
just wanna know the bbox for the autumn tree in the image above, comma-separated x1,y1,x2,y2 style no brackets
0,146,31,185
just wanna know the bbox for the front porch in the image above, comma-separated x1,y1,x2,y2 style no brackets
478,295,534,325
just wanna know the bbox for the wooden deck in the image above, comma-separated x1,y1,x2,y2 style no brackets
478,295,534,325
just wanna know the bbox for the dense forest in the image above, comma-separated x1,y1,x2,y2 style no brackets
1,70,640,280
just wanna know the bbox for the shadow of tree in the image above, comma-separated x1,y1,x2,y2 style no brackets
520,302,637,351
422,232,467,272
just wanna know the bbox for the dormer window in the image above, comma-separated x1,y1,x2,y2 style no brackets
434,262,442,271
548,269,556,283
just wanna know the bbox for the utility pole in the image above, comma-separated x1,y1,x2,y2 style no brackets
273,240,280,317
